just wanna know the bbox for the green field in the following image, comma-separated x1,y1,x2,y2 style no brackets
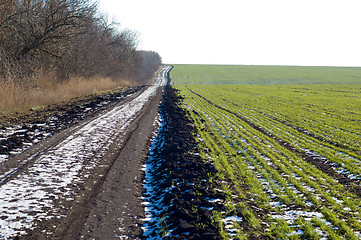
170,64,361,85
171,65,361,239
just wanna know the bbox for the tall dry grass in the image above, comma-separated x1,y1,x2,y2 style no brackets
0,75,133,113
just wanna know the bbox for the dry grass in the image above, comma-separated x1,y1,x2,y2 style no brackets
0,75,133,114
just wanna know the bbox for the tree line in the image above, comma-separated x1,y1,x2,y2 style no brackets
0,0,161,85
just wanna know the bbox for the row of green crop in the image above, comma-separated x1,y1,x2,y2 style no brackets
183,85,361,183
176,85,361,239
186,84,361,152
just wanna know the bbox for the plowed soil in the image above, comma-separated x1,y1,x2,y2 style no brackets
142,86,226,239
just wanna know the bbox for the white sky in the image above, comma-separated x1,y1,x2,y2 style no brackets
98,0,361,66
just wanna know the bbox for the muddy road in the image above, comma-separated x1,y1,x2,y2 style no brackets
0,66,172,239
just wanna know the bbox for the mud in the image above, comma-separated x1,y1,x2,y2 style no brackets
22,87,166,240
143,86,228,240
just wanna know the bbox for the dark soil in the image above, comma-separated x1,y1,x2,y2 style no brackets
143,86,227,240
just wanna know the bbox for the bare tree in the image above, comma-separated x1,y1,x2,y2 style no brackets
0,0,161,85
12,0,96,60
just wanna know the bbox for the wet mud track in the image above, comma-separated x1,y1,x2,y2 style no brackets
27,87,165,240
0,66,172,239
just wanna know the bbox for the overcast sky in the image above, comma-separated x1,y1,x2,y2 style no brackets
98,0,361,66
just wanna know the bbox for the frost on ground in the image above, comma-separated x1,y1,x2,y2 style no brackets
0,75,167,239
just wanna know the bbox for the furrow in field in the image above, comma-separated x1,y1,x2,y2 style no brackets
190,85,360,153
186,87,361,197
226,100,356,153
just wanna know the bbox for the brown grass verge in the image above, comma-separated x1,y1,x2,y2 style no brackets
0,76,134,114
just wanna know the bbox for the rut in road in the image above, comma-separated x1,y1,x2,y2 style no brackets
0,66,172,239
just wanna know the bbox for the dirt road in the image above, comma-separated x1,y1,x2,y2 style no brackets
0,66,172,239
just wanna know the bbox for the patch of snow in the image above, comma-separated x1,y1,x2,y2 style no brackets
222,216,243,237
271,210,323,224
0,155,7,162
